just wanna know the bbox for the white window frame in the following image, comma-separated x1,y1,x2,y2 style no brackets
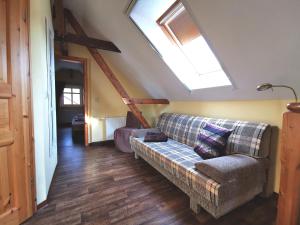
62,86,83,107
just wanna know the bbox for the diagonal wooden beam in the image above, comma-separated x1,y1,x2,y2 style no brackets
55,33,121,53
122,98,169,105
64,9,150,128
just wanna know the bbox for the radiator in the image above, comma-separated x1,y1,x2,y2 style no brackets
105,117,126,140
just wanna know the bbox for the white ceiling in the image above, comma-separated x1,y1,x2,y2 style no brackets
64,0,300,101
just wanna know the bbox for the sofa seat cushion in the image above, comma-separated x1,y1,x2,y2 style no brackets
130,137,222,206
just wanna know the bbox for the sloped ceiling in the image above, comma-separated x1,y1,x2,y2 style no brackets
64,0,300,101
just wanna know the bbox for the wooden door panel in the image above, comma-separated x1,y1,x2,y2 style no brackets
0,209,19,225
0,100,9,130
0,98,14,219
0,148,11,214
0,0,13,217
0,0,7,82
0,84,12,99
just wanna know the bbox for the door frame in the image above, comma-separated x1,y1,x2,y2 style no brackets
55,55,90,146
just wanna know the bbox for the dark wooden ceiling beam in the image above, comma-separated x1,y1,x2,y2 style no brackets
54,0,68,55
54,0,65,36
123,98,169,105
64,9,150,128
55,33,121,53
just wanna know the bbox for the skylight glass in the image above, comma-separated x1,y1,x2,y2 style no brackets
128,0,232,90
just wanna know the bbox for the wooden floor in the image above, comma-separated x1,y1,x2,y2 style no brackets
23,128,277,225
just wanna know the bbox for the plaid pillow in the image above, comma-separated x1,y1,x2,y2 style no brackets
194,123,232,159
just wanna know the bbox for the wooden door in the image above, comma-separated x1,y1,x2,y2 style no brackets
0,0,36,224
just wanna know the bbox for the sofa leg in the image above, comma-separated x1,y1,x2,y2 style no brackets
190,199,201,214
134,152,139,159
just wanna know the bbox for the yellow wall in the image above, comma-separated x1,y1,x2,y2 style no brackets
154,99,290,192
67,44,155,142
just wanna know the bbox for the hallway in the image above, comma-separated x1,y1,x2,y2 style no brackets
23,131,278,225
57,127,84,148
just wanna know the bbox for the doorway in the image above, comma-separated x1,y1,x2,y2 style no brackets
55,56,89,147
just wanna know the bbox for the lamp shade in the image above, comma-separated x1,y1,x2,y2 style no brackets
256,83,273,91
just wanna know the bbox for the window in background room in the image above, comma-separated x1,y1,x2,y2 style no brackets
128,0,231,90
63,87,82,105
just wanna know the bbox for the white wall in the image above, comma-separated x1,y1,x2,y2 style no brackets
30,0,57,204
105,117,126,140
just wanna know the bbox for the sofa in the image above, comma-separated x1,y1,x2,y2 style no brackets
130,113,272,218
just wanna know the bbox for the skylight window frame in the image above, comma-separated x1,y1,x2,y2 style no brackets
126,0,162,57
157,1,204,77
156,0,186,47
126,0,233,91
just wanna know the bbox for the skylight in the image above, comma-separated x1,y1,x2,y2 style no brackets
128,0,232,90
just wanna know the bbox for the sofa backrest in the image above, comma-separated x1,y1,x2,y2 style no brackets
157,113,194,144
157,113,271,158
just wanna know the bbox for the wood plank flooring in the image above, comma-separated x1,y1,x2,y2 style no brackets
23,128,277,225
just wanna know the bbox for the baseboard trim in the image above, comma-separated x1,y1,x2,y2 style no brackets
37,164,58,210
89,140,115,147
37,199,48,209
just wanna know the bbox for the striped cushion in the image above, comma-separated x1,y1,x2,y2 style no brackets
194,123,232,159
186,117,231,147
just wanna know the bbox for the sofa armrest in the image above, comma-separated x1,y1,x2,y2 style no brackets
131,128,161,138
195,154,265,184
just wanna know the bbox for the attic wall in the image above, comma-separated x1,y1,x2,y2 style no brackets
67,44,157,142
154,99,290,192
